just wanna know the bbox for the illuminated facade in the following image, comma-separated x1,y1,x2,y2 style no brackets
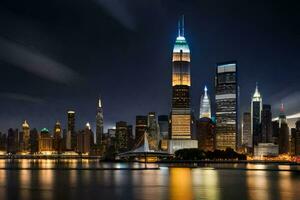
251,83,262,146
53,121,62,153
96,97,104,146
169,16,198,153
242,112,251,147
199,86,211,119
21,120,30,152
171,16,191,140
39,128,53,152
135,115,148,143
215,62,238,150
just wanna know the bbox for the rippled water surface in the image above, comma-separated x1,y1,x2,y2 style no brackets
0,160,299,200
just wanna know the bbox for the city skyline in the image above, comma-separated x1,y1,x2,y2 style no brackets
0,0,299,132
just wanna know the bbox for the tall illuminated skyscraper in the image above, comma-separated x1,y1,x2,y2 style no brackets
215,62,238,150
199,86,211,119
96,97,104,146
169,16,197,153
251,83,262,146
21,120,30,152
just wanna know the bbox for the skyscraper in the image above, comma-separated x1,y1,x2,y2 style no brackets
278,104,289,154
196,117,215,151
215,62,238,150
242,112,251,147
21,120,30,152
67,110,75,150
261,104,273,143
158,115,169,151
53,121,62,153
135,116,148,143
148,112,159,150
115,121,130,152
251,83,262,146
96,97,104,146
199,86,211,119
169,16,197,153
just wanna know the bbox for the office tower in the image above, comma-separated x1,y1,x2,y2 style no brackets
148,112,159,150
242,112,251,147
215,62,238,150
115,121,130,152
199,86,211,119
108,128,116,138
261,104,273,143
53,121,62,153
158,115,169,151
169,16,197,153
251,84,262,146
29,128,39,153
291,120,300,155
7,128,19,154
135,115,148,143
21,120,30,152
196,117,215,151
77,123,92,154
39,128,53,153
278,104,289,154
96,97,104,146
67,110,75,150
0,132,6,151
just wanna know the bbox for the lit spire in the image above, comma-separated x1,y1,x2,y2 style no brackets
280,103,284,113
98,96,102,108
253,82,261,99
178,15,184,37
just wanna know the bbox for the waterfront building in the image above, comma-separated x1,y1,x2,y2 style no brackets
135,115,148,143
7,128,19,154
158,115,169,151
53,121,62,153
30,128,39,153
39,128,53,153
254,143,279,157
242,112,251,147
67,110,76,150
251,84,262,146
77,123,92,154
0,132,6,151
108,128,116,138
96,97,104,146
215,62,238,150
196,117,215,151
278,104,289,154
148,112,159,150
115,121,130,152
199,86,211,119
169,16,198,153
21,120,30,152
261,104,273,143
291,120,300,156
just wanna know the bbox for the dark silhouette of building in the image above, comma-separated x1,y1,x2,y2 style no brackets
278,104,289,154
291,120,300,156
242,112,251,147
196,117,215,151
215,62,238,150
30,128,39,153
67,110,76,150
0,132,7,151
261,104,273,143
158,115,169,151
7,128,19,154
148,112,159,150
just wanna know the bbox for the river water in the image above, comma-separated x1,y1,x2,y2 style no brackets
0,160,299,200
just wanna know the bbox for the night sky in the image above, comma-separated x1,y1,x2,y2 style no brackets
0,0,299,133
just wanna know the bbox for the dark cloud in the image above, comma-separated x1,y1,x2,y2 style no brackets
0,92,45,104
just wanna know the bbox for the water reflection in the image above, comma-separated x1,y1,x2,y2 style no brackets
0,160,298,200
169,168,193,200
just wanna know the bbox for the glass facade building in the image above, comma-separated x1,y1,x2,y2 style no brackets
215,62,238,150
251,84,262,146
199,86,211,119
96,97,104,146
